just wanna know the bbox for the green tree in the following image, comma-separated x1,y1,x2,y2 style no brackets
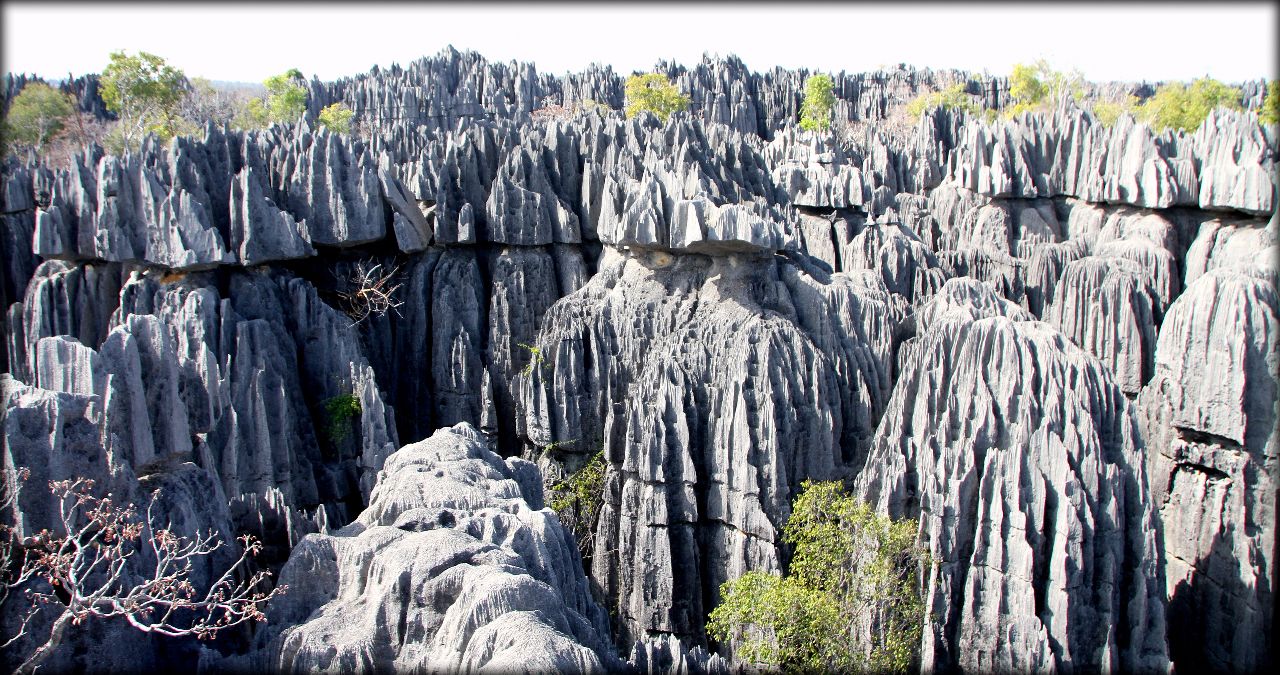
318,102,354,134
905,83,980,119
100,50,188,150
624,73,689,123
3,82,76,154
1260,80,1280,126
1137,77,1241,132
547,449,606,562
232,98,271,130
1090,94,1139,128
1006,60,1084,118
264,69,308,123
321,393,361,445
707,480,928,673
799,73,836,131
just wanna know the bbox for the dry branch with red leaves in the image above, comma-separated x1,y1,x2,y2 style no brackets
0,475,286,674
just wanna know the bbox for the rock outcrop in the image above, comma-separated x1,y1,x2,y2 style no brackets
1137,262,1278,674
517,244,897,645
232,422,616,674
854,290,1170,673
2,47,1276,673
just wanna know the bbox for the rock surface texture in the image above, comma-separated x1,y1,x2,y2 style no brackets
229,422,617,673
1,48,1276,673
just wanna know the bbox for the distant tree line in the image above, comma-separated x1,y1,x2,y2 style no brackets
5,52,1276,166
2,50,357,164
902,58,1277,132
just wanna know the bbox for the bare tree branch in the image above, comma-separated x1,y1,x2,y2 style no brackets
1,477,286,673
336,261,405,325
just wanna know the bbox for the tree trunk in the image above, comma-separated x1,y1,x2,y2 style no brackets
16,610,70,674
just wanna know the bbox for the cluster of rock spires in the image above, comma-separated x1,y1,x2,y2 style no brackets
2,47,1276,673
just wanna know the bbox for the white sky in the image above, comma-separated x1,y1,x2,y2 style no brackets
4,3,1276,85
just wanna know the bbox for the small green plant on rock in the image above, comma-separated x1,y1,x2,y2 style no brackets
1259,80,1279,126
799,73,836,131
624,73,690,123
321,393,361,445
1136,76,1241,132
905,82,980,120
707,480,928,673
318,102,354,134
548,450,607,562
518,342,548,376
1090,94,1139,128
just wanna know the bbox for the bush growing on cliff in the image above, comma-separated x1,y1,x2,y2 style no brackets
548,450,606,562
905,83,980,120
1136,77,1241,132
1005,60,1084,118
1260,80,1280,126
100,50,188,149
624,73,689,123
799,73,836,131
318,102,354,134
321,393,361,445
2,83,76,155
1090,94,1139,128
265,69,308,123
707,480,928,673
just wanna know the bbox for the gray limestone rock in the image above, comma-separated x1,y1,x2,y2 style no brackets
1136,265,1278,673
1045,256,1162,395
284,128,387,246
1,375,110,536
1193,108,1276,215
854,304,1170,673
242,423,614,673
15,260,124,381
518,248,893,645
230,167,315,265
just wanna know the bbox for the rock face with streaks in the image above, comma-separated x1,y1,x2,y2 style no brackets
517,245,899,645
234,422,616,674
1137,262,1279,674
2,47,1277,673
854,291,1170,673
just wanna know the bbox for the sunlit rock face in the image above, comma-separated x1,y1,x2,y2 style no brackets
1137,261,1279,674
232,423,616,674
2,46,1276,673
854,287,1170,673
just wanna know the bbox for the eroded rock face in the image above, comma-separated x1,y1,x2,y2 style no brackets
2,48,1277,673
238,423,615,674
518,247,897,645
1137,264,1279,673
1045,256,1162,395
854,292,1170,673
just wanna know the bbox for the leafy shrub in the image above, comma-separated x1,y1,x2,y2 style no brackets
266,70,307,123
100,50,188,149
1005,60,1084,119
1260,80,1279,125
518,342,547,376
1136,77,1241,132
3,82,75,154
1009,63,1048,108
707,480,928,673
548,450,606,561
321,393,361,444
233,97,271,130
905,83,980,120
1090,95,1139,128
799,74,836,131
624,73,689,123
318,102,354,134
